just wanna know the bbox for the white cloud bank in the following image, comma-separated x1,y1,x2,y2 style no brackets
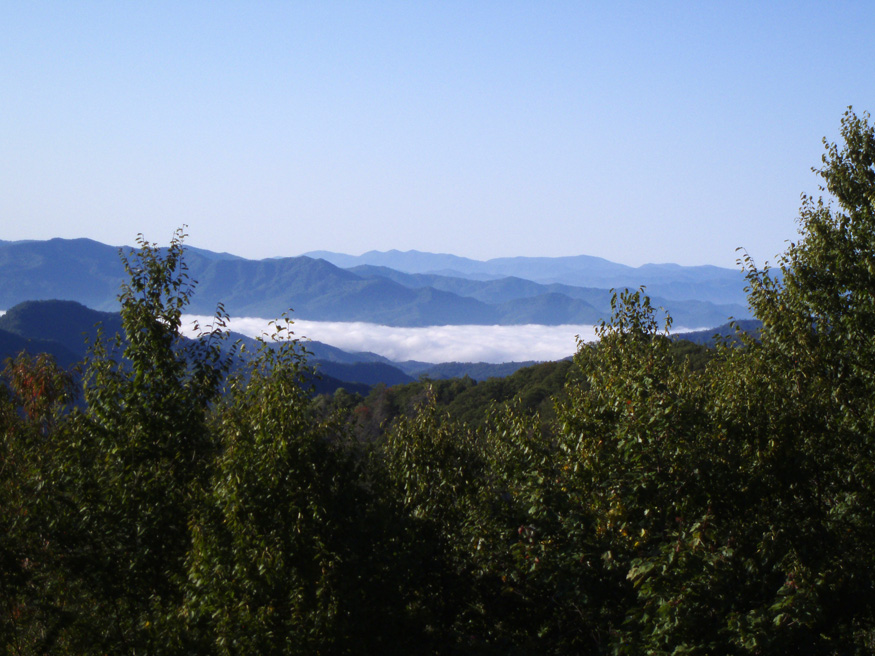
181,315,601,364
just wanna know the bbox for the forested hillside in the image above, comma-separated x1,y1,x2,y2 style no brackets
3,109,875,654
314,338,713,441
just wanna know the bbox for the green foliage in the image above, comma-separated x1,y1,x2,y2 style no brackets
380,394,514,650
559,108,875,654
185,323,420,654
0,353,77,654
555,289,714,653
51,229,235,653
722,107,875,651
319,359,575,443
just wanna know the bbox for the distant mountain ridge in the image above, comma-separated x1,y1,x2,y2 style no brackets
0,238,751,328
304,249,748,305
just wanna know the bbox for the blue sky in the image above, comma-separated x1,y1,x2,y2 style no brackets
2,1,873,268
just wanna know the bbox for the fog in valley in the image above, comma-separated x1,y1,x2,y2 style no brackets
179,315,709,364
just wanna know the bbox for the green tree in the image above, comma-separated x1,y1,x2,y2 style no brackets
186,322,428,654
381,387,625,653
0,353,77,654
58,229,235,653
594,109,875,653
554,290,711,653
728,107,875,651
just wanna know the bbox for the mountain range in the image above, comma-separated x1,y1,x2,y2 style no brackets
304,249,748,305
0,239,752,328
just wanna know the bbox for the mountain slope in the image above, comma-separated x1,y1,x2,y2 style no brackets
0,238,126,310
0,299,123,354
182,252,501,324
0,327,81,369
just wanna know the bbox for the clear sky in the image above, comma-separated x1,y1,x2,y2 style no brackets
2,1,873,268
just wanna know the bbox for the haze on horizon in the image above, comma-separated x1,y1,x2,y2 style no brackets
2,3,874,269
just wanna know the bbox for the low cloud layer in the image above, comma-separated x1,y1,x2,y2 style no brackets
181,315,600,364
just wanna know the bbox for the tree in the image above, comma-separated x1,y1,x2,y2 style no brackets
58,229,235,653
596,109,875,653
554,290,712,653
186,322,428,654
520,109,875,654
0,353,77,654
729,107,875,651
